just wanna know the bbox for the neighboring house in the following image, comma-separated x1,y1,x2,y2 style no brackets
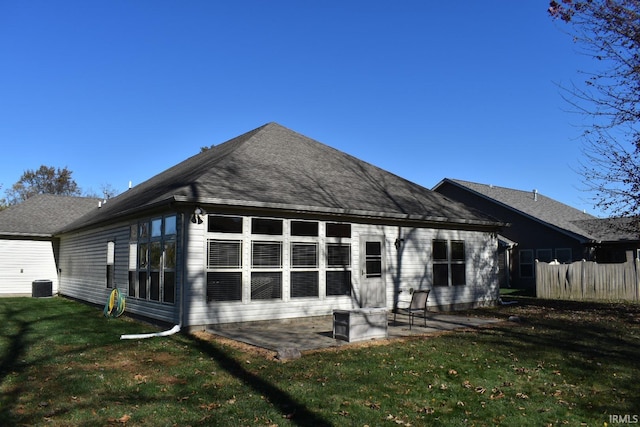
571,217,640,263
47,123,505,329
0,194,100,296
433,178,640,289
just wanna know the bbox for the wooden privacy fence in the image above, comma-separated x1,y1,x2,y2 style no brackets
536,258,640,301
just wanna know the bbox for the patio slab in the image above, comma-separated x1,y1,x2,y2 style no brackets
206,312,502,352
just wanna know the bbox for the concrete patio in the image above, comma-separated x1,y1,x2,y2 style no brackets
207,312,502,353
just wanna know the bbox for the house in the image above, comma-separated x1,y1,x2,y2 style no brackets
0,194,100,296
571,217,640,263
48,123,505,329
432,178,639,289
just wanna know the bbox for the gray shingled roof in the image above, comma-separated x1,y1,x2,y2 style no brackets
0,194,101,237
62,123,502,232
434,178,598,241
572,217,640,243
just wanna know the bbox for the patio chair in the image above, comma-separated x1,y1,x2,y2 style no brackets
393,289,430,329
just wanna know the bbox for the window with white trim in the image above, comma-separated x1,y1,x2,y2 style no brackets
519,249,534,278
206,215,244,302
536,248,553,263
555,248,572,264
433,240,466,286
106,241,115,288
129,215,177,304
291,242,319,298
326,222,352,296
250,218,284,300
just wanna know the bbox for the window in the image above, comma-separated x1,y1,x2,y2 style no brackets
364,241,382,278
291,242,318,298
207,272,242,302
327,271,352,296
433,240,466,286
291,221,318,236
251,218,282,235
251,272,282,300
536,249,553,263
252,242,282,267
208,215,243,233
326,223,351,238
327,244,351,267
291,243,318,268
208,240,242,268
128,215,177,304
106,241,115,288
326,243,352,296
519,249,534,278
291,272,318,298
555,248,572,264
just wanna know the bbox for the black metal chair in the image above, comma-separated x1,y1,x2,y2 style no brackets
393,289,430,329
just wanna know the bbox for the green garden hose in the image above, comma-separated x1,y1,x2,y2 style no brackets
103,288,126,318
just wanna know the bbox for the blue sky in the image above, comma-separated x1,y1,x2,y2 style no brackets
0,1,600,214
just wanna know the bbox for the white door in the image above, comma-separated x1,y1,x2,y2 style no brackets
359,235,386,308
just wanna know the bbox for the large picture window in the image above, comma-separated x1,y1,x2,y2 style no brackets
433,240,466,286
128,215,177,304
205,216,354,303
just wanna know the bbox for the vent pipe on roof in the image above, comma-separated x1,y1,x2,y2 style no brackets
128,180,132,189
533,189,538,201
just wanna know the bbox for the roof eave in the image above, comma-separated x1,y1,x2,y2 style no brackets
437,179,593,242
174,196,505,229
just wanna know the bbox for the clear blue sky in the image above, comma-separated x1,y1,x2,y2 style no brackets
0,1,600,215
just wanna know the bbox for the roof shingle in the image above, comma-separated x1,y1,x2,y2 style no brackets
0,194,101,237
62,123,502,231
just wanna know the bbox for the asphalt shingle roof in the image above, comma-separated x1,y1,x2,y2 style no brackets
62,123,502,232
435,178,598,241
0,194,101,237
571,218,639,242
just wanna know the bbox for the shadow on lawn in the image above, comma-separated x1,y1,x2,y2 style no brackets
477,297,640,416
187,334,333,427
0,304,31,423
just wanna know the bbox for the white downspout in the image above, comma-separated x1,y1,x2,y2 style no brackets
120,211,186,340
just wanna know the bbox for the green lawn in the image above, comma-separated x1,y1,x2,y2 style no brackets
1,295,639,426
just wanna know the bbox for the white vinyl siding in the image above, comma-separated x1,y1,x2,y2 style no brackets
184,215,499,327
0,239,58,295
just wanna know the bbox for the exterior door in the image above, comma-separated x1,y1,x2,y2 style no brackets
360,235,386,308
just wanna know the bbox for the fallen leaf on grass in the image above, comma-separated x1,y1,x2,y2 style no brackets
199,402,220,411
133,374,147,384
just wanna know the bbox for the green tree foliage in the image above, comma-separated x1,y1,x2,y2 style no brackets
5,165,81,205
549,0,640,217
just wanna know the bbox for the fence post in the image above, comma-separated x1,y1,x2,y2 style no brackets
581,259,586,300
636,256,639,302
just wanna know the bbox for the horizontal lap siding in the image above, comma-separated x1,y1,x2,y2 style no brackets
0,239,58,295
360,226,499,312
184,219,498,327
59,225,177,323
183,219,358,326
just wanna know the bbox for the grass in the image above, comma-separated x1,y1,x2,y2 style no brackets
1,295,639,426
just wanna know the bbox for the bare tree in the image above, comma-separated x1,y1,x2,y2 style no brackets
549,0,640,217
5,165,81,205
